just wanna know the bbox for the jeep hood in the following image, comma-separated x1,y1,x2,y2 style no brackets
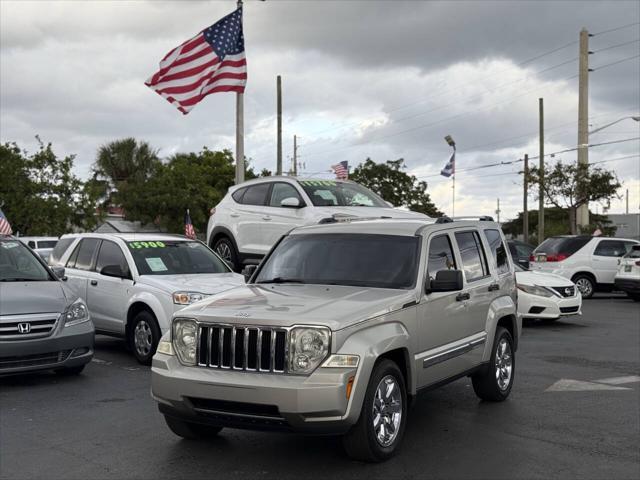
138,272,245,295
178,284,417,330
0,281,69,316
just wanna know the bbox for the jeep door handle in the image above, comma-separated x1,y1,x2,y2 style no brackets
230,213,240,218
262,216,272,221
456,292,470,301
488,283,500,291
90,280,98,286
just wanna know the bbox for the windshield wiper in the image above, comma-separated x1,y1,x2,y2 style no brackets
257,277,306,284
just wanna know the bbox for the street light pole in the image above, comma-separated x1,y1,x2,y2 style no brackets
576,27,591,230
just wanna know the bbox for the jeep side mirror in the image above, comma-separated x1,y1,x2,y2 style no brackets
428,270,464,293
242,264,257,282
100,264,130,279
280,197,301,208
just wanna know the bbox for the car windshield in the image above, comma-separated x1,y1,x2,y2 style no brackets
254,233,420,289
298,180,388,208
127,240,230,275
0,240,51,281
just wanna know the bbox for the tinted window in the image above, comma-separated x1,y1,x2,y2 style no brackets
455,231,489,282
231,187,246,203
241,183,270,205
255,234,420,289
534,236,591,256
27,241,36,248
484,229,510,275
50,237,75,265
0,240,51,281
427,234,457,280
270,183,302,207
96,240,129,275
624,245,640,259
37,240,57,249
594,240,627,257
127,240,229,275
298,180,388,207
71,238,100,271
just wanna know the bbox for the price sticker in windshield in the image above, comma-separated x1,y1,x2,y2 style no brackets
129,241,166,249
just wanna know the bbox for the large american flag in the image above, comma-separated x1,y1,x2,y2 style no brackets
184,210,196,240
332,161,349,180
145,8,247,115
0,208,13,235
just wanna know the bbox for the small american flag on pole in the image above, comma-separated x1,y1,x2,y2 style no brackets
332,161,349,180
184,210,196,239
0,208,13,235
145,7,247,115
440,150,455,177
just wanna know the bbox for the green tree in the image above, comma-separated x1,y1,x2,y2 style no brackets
527,161,620,235
350,158,442,217
0,140,102,235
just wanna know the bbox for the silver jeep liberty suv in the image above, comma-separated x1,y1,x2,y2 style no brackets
151,218,520,462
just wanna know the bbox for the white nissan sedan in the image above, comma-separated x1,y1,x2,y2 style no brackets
515,264,582,322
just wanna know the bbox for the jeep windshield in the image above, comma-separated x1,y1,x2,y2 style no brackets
298,180,388,207
255,233,419,289
0,240,52,281
127,240,230,275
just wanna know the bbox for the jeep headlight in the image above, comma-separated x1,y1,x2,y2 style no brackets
517,284,556,298
289,327,330,375
64,299,90,326
172,318,198,365
173,292,210,305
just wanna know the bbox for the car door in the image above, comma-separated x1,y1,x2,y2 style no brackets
592,240,629,284
260,182,307,247
86,240,133,334
232,182,272,255
417,231,474,387
63,238,101,305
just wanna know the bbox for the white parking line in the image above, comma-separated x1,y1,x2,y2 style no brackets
91,358,112,366
592,375,640,385
546,379,631,392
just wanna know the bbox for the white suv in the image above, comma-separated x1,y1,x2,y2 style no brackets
529,235,639,298
54,233,244,363
206,177,428,270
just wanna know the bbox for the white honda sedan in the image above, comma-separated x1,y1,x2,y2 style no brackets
515,264,582,322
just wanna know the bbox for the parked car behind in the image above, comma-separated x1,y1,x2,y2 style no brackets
18,236,59,261
153,218,519,462
53,233,245,364
0,235,94,375
508,239,535,270
206,177,429,271
515,264,581,321
614,244,640,301
529,235,639,298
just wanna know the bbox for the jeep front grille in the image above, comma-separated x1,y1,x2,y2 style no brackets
197,325,288,373
0,313,59,340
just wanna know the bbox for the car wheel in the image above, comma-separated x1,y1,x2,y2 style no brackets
472,327,515,402
54,365,86,375
128,310,161,365
342,359,407,462
164,416,223,440
573,274,595,299
213,236,239,272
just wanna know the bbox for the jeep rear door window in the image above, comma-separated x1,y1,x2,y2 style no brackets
255,233,419,289
298,180,388,207
427,234,457,281
70,238,100,271
454,231,489,282
96,240,129,275
127,241,229,275
483,229,510,275
241,183,271,206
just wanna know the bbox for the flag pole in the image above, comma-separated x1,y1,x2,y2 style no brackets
444,135,456,218
452,173,455,218
235,0,245,185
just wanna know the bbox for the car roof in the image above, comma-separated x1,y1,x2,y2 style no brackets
17,236,59,241
230,176,355,190
59,233,191,242
289,218,501,237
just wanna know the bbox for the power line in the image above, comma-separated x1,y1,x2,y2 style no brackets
592,38,640,54
592,22,640,37
592,53,640,71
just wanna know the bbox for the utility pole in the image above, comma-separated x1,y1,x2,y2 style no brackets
576,27,591,230
523,154,529,243
235,0,245,185
538,98,545,245
292,135,298,176
276,75,282,175
496,198,501,223
626,188,629,214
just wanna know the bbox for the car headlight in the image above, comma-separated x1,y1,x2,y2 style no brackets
64,299,90,326
172,318,198,365
289,327,331,375
517,284,555,298
173,292,210,305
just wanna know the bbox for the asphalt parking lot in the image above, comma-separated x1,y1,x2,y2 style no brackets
1,295,639,480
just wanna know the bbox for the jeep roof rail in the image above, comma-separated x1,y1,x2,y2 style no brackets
435,215,494,224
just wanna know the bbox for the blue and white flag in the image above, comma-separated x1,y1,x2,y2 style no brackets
440,150,455,178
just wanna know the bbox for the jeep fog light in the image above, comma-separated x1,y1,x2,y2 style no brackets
289,327,330,375
172,318,198,365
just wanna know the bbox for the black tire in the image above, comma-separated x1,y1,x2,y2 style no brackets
54,365,86,375
164,416,223,440
472,327,515,402
342,359,407,462
213,236,240,272
128,310,161,365
573,274,595,299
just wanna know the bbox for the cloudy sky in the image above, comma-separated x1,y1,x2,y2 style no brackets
1,0,639,220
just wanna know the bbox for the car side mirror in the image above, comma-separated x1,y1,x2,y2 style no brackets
100,264,130,279
242,264,257,282
280,197,301,208
51,266,65,279
428,270,464,293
